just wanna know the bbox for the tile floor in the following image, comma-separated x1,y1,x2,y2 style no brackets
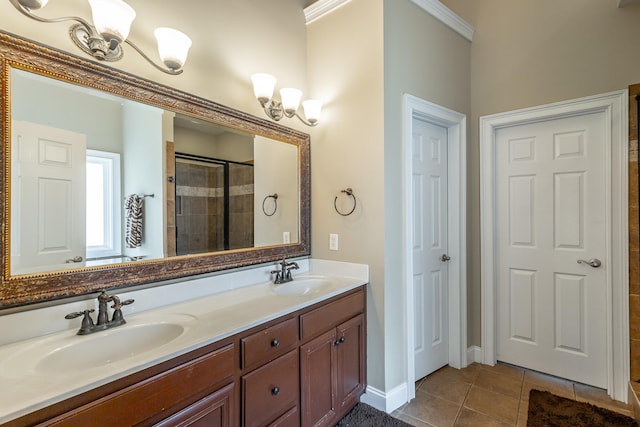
391,362,635,427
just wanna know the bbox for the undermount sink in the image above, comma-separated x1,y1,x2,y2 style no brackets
272,275,332,296
1,315,194,378
35,322,185,374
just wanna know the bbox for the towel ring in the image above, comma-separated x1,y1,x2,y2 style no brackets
262,193,278,216
334,188,356,216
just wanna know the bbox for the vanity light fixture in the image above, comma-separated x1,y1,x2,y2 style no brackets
251,73,322,127
8,0,192,75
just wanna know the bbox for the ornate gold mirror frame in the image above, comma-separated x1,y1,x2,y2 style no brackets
0,31,311,309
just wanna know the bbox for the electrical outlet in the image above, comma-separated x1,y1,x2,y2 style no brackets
329,233,339,251
283,231,290,244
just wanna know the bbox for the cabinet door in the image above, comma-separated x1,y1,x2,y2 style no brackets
154,382,235,427
336,315,365,413
300,329,337,427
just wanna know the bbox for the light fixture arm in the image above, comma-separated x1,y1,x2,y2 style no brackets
8,0,185,75
294,112,318,127
259,98,318,127
124,39,183,75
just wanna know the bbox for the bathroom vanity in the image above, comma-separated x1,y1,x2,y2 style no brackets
0,31,367,427
0,265,367,427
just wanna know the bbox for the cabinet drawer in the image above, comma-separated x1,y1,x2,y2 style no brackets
44,344,235,426
242,349,299,427
300,289,365,341
241,317,298,369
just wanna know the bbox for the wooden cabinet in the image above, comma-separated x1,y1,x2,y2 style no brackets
299,290,366,427
8,286,366,427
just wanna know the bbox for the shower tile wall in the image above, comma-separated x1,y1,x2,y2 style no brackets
176,162,223,255
229,163,254,250
175,161,254,256
629,84,640,381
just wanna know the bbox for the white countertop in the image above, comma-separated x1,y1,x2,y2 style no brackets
0,259,368,424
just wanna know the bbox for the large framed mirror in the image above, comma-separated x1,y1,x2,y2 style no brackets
0,31,310,309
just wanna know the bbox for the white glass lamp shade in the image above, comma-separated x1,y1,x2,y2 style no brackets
154,28,192,71
251,73,277,104
88,0,136,44
302,100,322,124
280,88,302,115
17,0,48,9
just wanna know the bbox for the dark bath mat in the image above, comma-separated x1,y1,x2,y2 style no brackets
336,403,412,427
527,389,638,427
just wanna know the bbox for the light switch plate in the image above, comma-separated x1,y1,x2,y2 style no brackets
329,233,339,251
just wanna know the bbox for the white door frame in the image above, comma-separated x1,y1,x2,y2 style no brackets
479,90,629,401
403,94,467,401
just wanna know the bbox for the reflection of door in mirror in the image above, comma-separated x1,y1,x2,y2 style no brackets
12,68,165,273
11,121,87,274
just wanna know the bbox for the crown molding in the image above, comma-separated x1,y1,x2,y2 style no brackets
304,0,474,42
410,0,474,41
304,0,352,24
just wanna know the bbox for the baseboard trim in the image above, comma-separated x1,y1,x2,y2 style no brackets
360,383,408,414
467,345,481,365
361,348,482,415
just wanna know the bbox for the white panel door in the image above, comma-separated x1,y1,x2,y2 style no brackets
495,112,607,387
413,118,449,380
11,121,87,274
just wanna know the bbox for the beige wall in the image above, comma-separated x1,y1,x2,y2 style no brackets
442,0,640,346
306,0,387,391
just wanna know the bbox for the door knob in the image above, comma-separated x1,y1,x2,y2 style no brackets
65,256,83,263
440,254,451,262
577,258,602,268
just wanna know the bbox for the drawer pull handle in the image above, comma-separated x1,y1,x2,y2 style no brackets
271,338,280,347
334,336,346,346
272,386,280,395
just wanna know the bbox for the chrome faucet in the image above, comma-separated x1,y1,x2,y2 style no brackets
271,258,299,284
65,291,135,335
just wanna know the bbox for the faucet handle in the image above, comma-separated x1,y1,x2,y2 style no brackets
65,309,96,334
110,298,134,325
110,296,134,310
65,309,95,320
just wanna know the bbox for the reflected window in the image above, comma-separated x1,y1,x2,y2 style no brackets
86,150,121,258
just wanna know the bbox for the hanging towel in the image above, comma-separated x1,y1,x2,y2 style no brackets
124,194,144,248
